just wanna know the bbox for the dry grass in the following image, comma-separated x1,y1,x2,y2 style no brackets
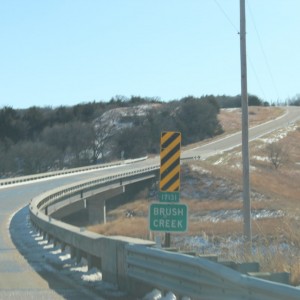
218,106,283,133
89,217,149,239
89,199,150,239
224,218,300,285
182,106,284,151
88,107,300,285
193,121,300,284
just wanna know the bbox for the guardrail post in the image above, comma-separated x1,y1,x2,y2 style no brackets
75,249,82,264
87,254,93,270
70,246,76,260
61,242,66,252
87,254,101,271
53,238,58,247
47,234,52,244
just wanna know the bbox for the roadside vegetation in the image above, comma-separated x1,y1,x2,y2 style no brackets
0,94,266,177
89,107,300,285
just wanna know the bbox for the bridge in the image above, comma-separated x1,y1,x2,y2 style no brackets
1,107,300,299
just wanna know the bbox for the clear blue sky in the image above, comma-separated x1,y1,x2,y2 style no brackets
1,0,299,109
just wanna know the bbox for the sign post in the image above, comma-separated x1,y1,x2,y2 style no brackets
149,131,188,247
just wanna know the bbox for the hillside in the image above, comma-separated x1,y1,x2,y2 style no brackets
89,106,300,284
0,96,222,175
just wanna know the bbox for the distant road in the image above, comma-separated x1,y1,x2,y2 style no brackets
1,106,299,299
183,106,300,159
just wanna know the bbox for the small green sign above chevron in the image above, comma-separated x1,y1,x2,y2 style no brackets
159,191,180,203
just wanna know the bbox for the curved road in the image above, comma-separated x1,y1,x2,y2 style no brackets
1,106,300,299
0,168,136,300
183,106,300,159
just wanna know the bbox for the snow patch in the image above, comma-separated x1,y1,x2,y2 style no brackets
143,289,162,300
142,289,190,300
161,292,176,300
222,108,240,112
190,209,284,223
50,248,61,255
70,265,88,273
213,158,224,165
59,253,71,261
190,165,211,174
37,240,48,245
81,268,102,282
253,156,268,162
260,124,297,144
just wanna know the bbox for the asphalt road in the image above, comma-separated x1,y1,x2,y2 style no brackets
1,106,299,299
0,169,133,300
183,106,300,159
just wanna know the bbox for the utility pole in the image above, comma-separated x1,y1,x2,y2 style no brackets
240,0,252,250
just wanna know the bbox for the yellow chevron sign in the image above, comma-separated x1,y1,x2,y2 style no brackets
159,131,181,192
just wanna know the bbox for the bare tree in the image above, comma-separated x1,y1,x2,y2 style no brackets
92,113,118,163
10,141,59,174
42,122,94,168
266,142,288,170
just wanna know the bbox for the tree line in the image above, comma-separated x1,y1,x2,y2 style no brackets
0,94,266,177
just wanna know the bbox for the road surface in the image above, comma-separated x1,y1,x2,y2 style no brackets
0,170,133,300
1,106,299,299
183,106,300,159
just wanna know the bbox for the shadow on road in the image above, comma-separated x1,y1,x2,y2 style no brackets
9,205,132,300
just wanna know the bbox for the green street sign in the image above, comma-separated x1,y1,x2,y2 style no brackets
159,191,180,203
149,203,188,232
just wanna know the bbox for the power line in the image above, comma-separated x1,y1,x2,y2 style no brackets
246,0,281,101
214,0,239,34
214,1,267,101
248,55,267,100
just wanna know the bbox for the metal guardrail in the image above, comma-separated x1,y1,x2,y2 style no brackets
29,163,158,285
0,161,121,187
126,245,300,300
0,156,149,187
27,159,300,299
